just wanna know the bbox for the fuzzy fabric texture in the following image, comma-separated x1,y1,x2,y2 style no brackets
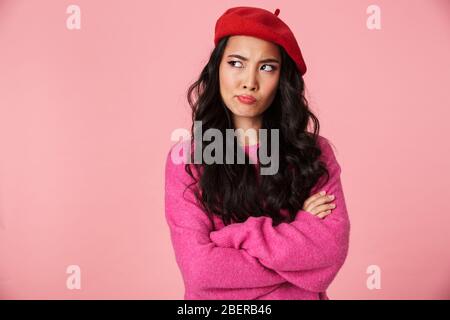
164,135,350,300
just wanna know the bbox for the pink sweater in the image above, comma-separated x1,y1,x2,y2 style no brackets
164,135,350,300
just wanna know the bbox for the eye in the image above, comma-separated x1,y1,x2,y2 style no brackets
228,60,243,68
261,64,277,72
227,61,277,72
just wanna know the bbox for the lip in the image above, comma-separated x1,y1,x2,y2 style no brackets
237,95,257,104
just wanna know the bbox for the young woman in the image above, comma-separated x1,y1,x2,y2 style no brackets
165,6,350,300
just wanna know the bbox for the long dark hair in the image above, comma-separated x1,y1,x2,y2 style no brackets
184,35,329,227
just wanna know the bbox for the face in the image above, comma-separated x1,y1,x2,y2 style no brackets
219,35,281,129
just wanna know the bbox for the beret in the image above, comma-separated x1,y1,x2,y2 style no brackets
214,6,307,76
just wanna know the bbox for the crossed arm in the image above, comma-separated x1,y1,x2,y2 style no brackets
209,139,350,293
164,137,350,299
165,146,286,300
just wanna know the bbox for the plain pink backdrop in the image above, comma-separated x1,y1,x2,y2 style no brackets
0,0,449,299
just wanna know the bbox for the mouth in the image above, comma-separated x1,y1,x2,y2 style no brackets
236,95,257,105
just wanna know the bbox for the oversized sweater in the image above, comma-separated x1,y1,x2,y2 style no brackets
164,135,350,300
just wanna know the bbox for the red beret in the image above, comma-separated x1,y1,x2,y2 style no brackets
214,6,307,76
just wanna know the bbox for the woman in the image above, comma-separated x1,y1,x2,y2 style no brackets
165,6,350,300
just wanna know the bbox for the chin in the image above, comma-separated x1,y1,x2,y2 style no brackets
242,113,260,118
233,107,262,116
232,108,259,117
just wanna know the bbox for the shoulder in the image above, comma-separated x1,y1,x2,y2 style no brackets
316,134,335,153
316,134,341,170
165,139,192,165
165,139,199,183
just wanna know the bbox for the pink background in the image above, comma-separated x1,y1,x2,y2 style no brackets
0,0,449,299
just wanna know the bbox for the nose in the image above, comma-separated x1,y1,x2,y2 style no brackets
242,67,258,91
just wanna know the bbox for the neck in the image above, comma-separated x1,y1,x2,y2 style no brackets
233,116,262,146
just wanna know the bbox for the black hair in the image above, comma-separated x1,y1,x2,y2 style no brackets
184,35,329,227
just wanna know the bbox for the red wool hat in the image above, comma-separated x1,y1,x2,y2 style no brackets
214,6,307,76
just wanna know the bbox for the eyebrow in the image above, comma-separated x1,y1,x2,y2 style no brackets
227,54,280,64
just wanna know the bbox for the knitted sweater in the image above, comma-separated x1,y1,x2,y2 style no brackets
164,135,350,300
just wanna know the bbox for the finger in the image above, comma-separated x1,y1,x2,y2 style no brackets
316,209,332,219
303,191,327,209
310,202,336,215
306,194,334,212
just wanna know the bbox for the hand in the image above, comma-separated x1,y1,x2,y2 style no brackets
302,191,336,219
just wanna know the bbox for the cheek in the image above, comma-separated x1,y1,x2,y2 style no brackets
262,78,279,101
220,71,236,95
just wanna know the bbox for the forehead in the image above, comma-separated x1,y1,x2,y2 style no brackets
224,35,280,58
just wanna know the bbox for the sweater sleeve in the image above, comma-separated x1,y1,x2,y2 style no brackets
164,144,288,299
209,136,351,293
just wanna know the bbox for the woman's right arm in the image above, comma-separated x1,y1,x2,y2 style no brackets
164,145,287,300
208,136,351,293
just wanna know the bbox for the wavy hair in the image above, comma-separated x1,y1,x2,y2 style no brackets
184,35,329,227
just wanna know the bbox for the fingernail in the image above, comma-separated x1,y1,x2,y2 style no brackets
320,191,326,195
328,195,334,199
